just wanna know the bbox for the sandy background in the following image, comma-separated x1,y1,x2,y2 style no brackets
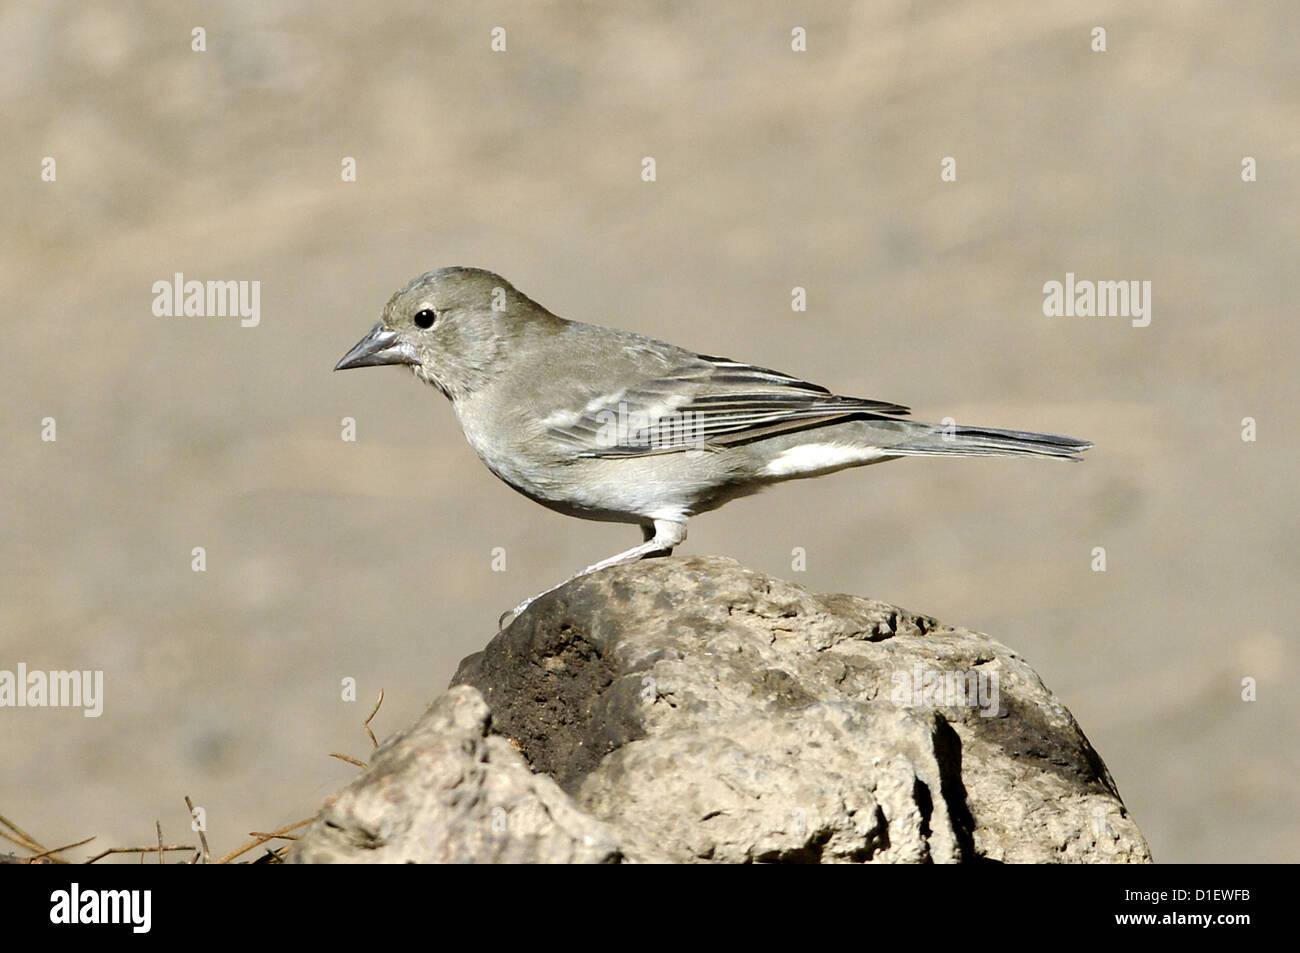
2,1,1295,863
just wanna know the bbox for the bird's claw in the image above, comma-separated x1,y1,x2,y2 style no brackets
498,598,533,630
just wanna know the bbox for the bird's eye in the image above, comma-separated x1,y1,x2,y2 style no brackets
413,308,437,329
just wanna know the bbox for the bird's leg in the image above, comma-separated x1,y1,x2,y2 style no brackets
582,519,685,573
499,519,686,628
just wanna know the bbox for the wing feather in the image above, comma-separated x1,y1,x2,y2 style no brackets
546,354,909,458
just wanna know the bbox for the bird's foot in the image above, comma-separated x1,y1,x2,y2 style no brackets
498,520,687,629
498,597,534,630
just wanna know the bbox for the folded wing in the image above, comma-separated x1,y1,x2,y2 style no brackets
546,353,909,457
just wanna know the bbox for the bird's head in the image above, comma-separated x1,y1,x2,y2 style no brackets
334,267,560,400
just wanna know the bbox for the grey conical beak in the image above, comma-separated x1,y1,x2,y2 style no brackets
334,323,421,370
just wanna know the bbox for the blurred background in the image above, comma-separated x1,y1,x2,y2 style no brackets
1,0,1295,863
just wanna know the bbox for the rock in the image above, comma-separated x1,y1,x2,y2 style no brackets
293,555,1150,863
287,685,622,863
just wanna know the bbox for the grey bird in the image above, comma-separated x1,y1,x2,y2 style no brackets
336,267,1090,618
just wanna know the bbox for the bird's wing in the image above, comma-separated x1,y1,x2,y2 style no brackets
545,352,910,458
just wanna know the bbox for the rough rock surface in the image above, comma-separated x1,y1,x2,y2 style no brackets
293,556,1150,863
287,685,622,863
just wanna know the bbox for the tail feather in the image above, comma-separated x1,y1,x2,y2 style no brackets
891,424,1092,460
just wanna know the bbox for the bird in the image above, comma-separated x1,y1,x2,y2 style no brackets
335,267,1091,621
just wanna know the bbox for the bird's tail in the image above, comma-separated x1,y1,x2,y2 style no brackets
887,422,1092,460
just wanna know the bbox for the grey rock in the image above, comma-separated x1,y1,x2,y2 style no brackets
452,555,1150,863
287,685,623,863
295,555,1149,863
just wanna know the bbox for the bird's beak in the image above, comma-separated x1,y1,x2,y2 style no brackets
334,323,421,371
